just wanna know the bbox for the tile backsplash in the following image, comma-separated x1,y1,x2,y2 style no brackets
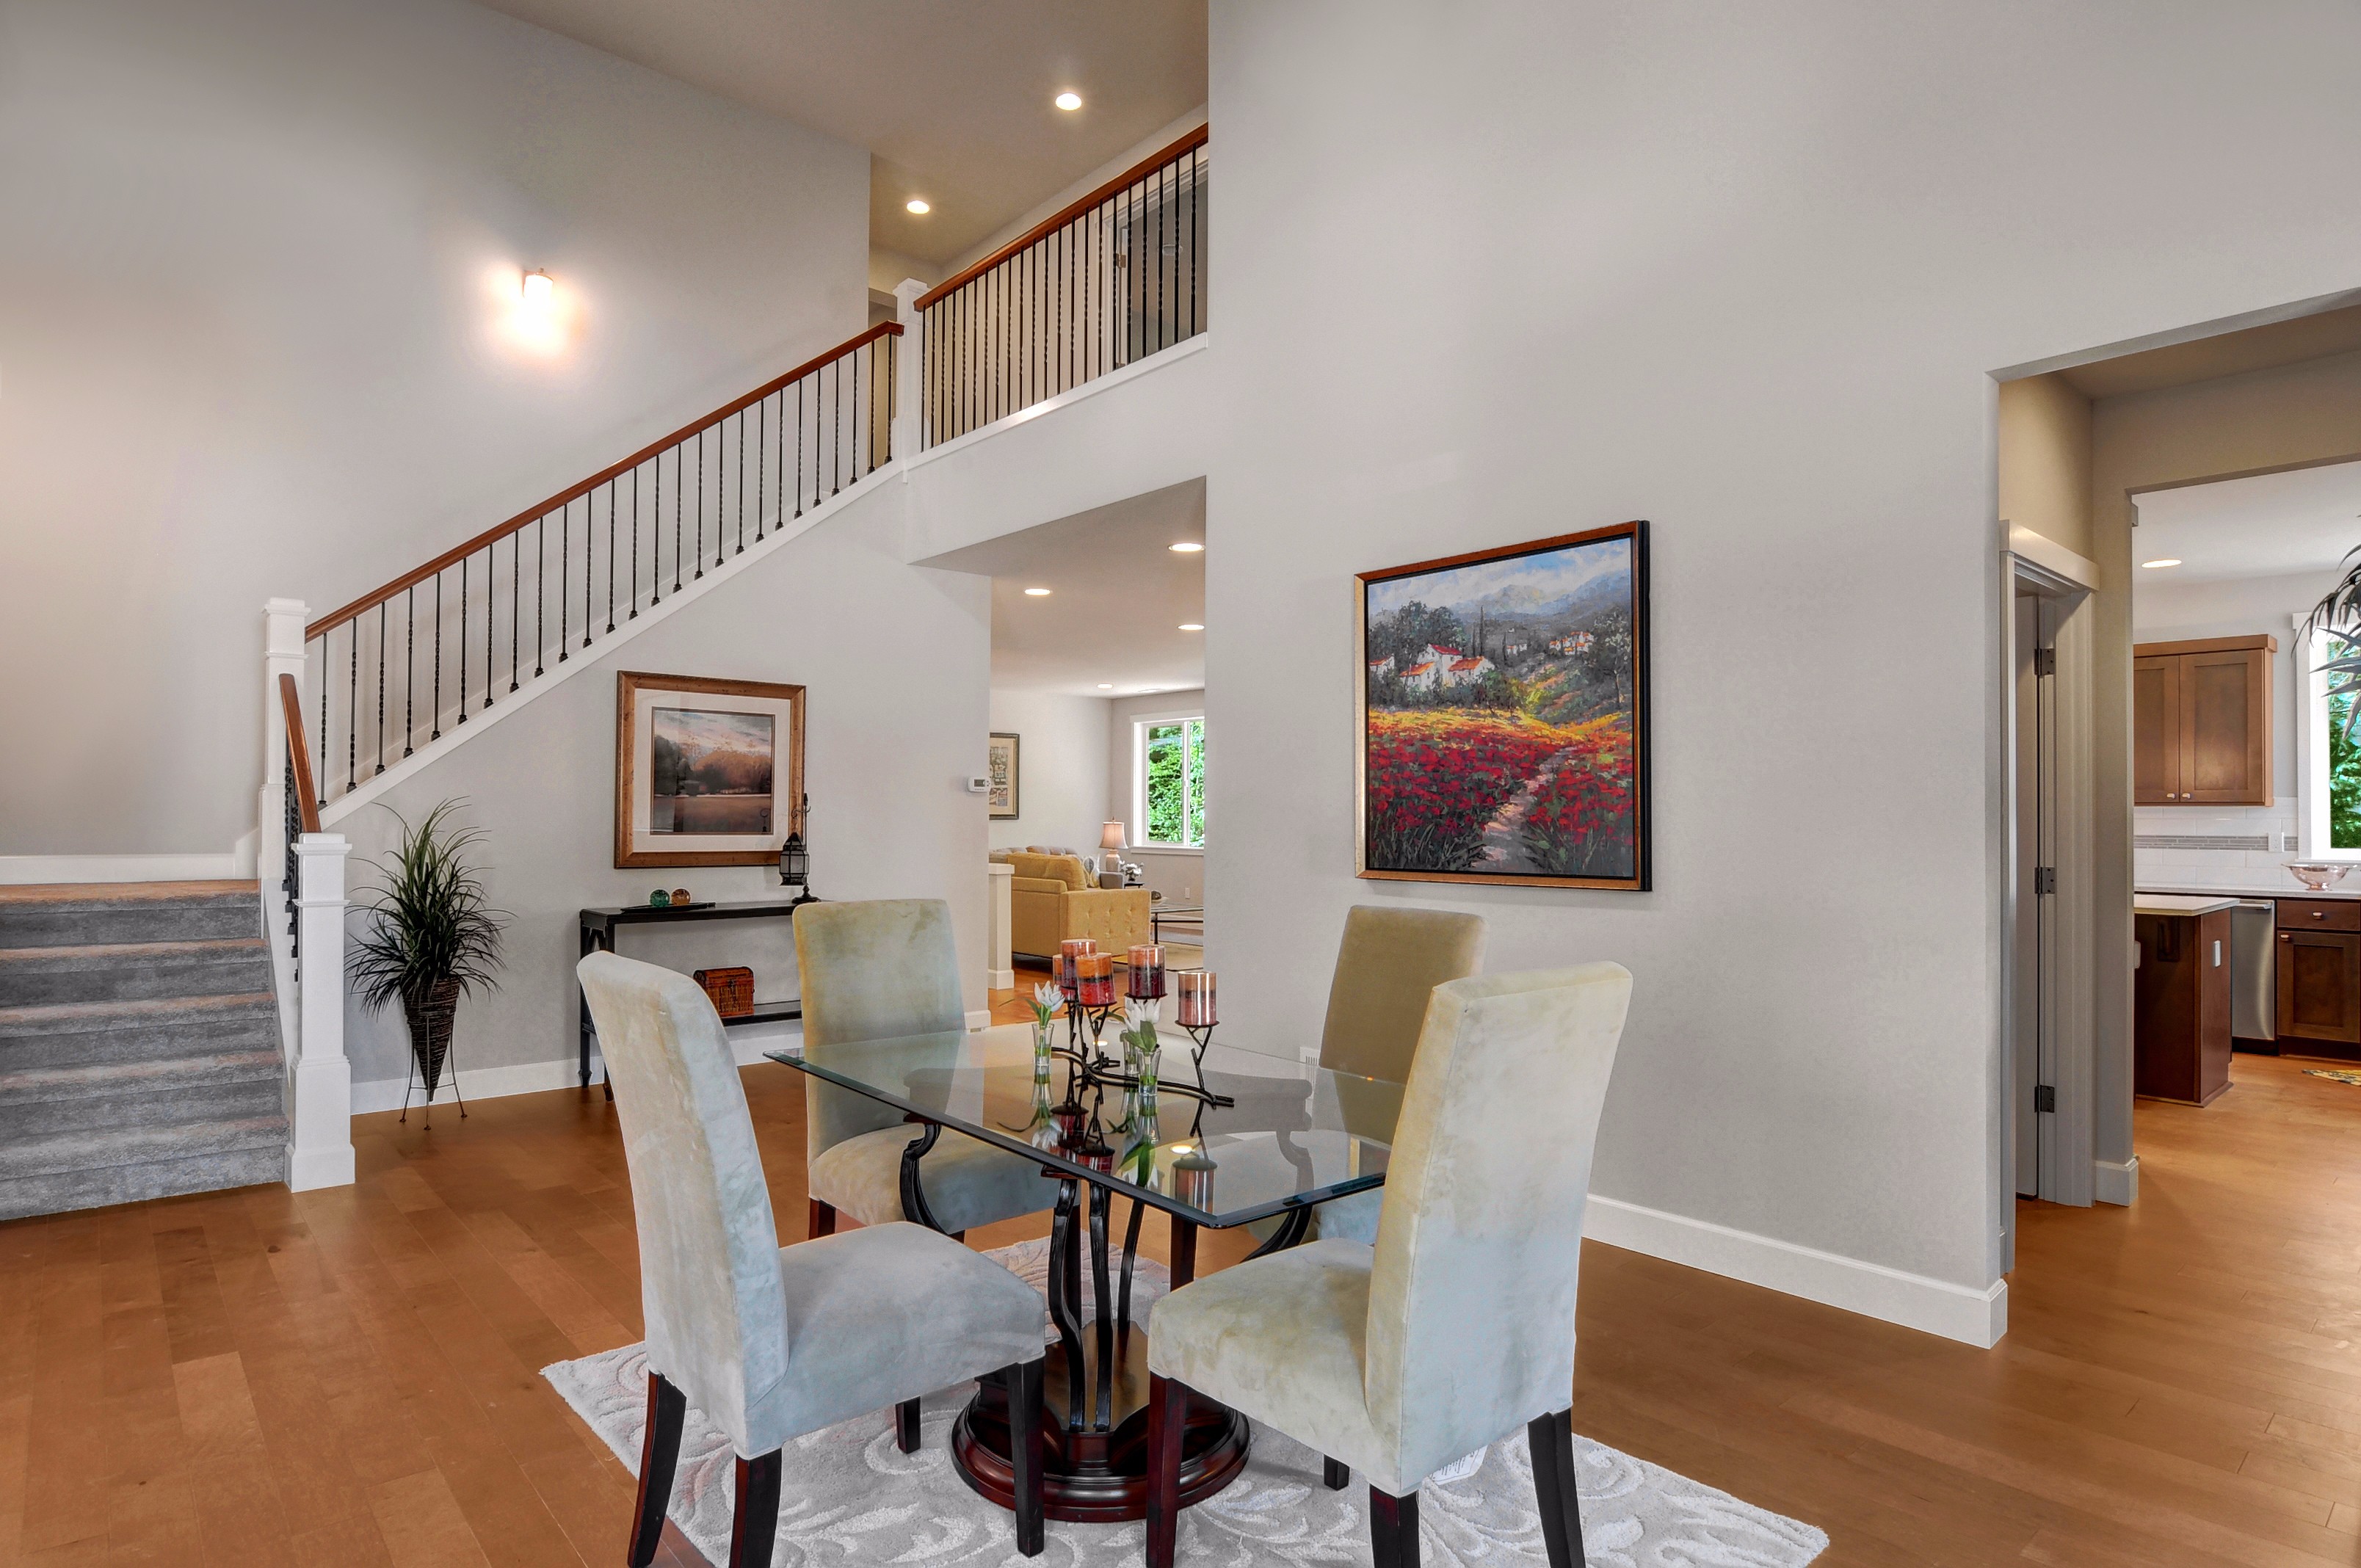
2133,805,2302,889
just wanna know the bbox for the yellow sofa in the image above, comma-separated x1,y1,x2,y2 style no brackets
996,851,1152,959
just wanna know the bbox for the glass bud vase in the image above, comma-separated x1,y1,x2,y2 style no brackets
1033,1020,1054,1082
1138,1047,1160,1115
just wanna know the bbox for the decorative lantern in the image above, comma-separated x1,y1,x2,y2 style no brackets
777,795,818,907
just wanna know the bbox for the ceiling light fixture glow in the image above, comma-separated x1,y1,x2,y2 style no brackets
521,269,554,305
2141,558,2183,569
1097,683,1114,689
1178,623,1203,631
906,197,932,214
1023,586,1051,596
1054,91,1083,111
1168,541,1203,553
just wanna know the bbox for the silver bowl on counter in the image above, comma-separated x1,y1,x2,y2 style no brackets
2285,863,2354,892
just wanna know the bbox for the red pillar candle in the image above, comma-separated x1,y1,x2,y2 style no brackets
1126,945,1166,998
1056,938,1097,991
1078,951,1116,1006
1176,970,1216,1027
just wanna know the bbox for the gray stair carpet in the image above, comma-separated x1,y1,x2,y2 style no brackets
0,882,287,1220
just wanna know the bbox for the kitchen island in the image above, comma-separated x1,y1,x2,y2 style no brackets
2134,893,2237,1105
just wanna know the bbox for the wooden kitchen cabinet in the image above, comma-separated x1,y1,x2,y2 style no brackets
2133,635,2274,805
2277,926,2361,1046
2136,906,2233,1104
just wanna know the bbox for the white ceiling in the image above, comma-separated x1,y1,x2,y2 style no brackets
470,0,1207,266
918,480,1205,695
2132,460,2361,584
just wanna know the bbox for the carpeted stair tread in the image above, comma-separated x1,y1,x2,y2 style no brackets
0,1143,286,1222
0,938,272,1005
0,991,277,1035
0,1114,286,1182
0,1049,283,1104
0,882,264,947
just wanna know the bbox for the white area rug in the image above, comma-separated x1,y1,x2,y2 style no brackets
543,1249,1826,1567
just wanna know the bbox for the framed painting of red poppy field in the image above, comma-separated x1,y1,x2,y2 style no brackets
1356,521,1650,891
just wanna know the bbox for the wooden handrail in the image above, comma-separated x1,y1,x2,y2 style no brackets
280,673,322,833
915,125,1208,312
306,322,904,640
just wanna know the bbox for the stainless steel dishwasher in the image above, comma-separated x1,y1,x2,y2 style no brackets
2230,900,2277,1042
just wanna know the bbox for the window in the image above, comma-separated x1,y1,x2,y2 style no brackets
2299,626,2361,857
1136,714,1207,848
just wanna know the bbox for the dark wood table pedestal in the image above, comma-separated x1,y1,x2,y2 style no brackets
948,1192,1248,1521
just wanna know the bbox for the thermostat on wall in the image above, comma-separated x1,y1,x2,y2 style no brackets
965,775,991,794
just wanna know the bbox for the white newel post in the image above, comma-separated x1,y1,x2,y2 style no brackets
288,835,356,1190
894,277,928,459
986,860,1015,990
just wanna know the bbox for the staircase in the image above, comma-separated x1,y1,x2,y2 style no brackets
0,882,288,1220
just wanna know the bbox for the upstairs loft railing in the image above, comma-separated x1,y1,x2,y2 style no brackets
300,324,898,808
278,670,320,966
917,125,1205,448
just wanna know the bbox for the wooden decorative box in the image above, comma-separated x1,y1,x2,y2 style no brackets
692,966,755,1019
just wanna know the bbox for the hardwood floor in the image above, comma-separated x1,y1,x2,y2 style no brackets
5,1037,2361,1564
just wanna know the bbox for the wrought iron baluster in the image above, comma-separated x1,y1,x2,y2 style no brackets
483,544,494,708
510,533,521,689
376,604,387,774
457,553,468,722
431,573,443,740
605,481,616,634
404,587,415,756
755,398,765,542
652,451,664,605
559,498,570,661
630,465,640,618
534,518,546,678
346,623,357,790
833,357,842,496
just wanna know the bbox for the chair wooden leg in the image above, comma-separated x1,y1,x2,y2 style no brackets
807,1199,835,1238
1007,1358,1045,1556
1369,1485,1420,1568
628,1371,687,1567
1145,1373,1189,1568
894,1396,921,1453
1526,1409,1586,1568
1323,1456,1349,1489
728,1449,783,1568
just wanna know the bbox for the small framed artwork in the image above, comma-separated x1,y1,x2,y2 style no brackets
614,672,805,868
1356,520,1650,890
987,733,1020,819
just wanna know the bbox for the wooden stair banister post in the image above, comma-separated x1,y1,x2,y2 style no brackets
893,277,928,457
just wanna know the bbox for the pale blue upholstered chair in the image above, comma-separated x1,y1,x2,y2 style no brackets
579,951,1048,1568
1247,905,1486,1248
795,899,1059,1243
1145,964,1633,1568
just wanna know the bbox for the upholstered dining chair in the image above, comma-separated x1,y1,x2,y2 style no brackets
1245,904,1486,1248
1145,964,1633,1568
794,899,1057,1241
578,951,1049,1568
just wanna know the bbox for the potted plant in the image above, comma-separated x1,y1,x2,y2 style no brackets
350,801,508,1122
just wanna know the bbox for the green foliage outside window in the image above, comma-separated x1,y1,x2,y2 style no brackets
2332,689,2361,850
1143,718,1205,847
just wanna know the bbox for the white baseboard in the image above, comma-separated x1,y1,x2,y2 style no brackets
352,1056,591,1115
0,851,251,885
1584,1194,2009,1349
288,1143,356,1191
987,967,1015,989
965,1009,990,1033
2094,1155,2139,1206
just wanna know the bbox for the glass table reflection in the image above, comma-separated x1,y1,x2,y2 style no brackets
766,1025,1403,1521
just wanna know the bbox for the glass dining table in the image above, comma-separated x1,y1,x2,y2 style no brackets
766,1020,1404,1522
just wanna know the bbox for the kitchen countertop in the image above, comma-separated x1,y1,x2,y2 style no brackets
2139,882,2361,901
2133,893,2241,917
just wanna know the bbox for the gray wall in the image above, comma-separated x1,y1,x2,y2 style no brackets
0,0,868,854
1205,0,2361,1304
338,487,990,1092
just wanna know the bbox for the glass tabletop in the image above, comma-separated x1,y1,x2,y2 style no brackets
766,1030,1402,1230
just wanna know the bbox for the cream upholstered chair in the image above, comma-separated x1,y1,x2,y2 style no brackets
577,951,1048,1568
796,899,1056,1241
1145,965,1633,1568
1246,905,1486,1249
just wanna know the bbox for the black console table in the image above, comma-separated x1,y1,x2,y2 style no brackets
577,899,807,1088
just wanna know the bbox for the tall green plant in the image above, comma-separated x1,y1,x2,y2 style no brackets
2304,567,2361,735
349,801,508,1012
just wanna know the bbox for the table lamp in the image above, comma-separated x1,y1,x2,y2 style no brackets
1100,820,1126,874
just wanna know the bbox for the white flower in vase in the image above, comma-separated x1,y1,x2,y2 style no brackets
1030,981,1065,1026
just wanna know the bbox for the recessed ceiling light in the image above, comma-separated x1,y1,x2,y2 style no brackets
906,197,932,214
1023,586,1051,596
1054,91,1083,112
2141,558,2182,569
1178,623,1203,631
521,269,554,305
1168,541,1203,553
1097,683,1114,689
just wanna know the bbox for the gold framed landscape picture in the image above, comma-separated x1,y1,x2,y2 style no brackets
614,671,805,868
1357,520,1650,891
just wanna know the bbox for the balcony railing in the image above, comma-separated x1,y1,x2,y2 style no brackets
916,126,1205,448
